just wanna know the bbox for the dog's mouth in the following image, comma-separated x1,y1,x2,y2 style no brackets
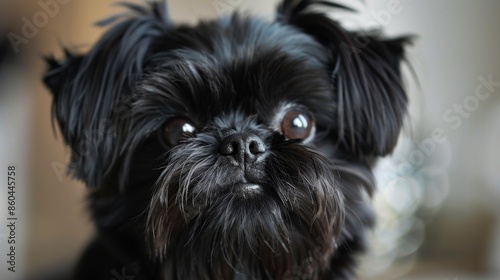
197,181,270,212
232,182,263,198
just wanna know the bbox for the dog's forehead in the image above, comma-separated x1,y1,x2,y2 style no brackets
165,49,332,126
147,17,334,126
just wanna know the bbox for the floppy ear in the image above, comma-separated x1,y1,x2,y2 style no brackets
277,0,411,157
43,1,172,188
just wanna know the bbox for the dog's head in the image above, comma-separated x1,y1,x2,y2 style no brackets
44,1,409,278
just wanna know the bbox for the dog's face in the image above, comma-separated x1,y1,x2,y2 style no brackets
44,1,409,279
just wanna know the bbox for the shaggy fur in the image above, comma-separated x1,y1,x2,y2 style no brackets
44,1,410,279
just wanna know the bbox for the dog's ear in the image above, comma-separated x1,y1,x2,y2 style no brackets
277,0,411,157
43,1,171,188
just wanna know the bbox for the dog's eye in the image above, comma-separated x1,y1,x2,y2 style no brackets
162,118,196,146
280,111,314,140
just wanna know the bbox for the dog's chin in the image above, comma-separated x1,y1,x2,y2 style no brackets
148,177,344,277
156,193,337,279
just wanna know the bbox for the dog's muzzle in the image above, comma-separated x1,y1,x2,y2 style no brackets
219,132,268,196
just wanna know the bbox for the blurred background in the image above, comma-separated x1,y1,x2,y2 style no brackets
0,0,499,279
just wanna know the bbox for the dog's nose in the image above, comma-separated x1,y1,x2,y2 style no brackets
219,133,267,164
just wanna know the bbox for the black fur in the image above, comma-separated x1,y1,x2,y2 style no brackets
1,33,15,70
44,1,410,279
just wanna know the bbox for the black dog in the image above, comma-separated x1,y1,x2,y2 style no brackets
44,1,409,279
